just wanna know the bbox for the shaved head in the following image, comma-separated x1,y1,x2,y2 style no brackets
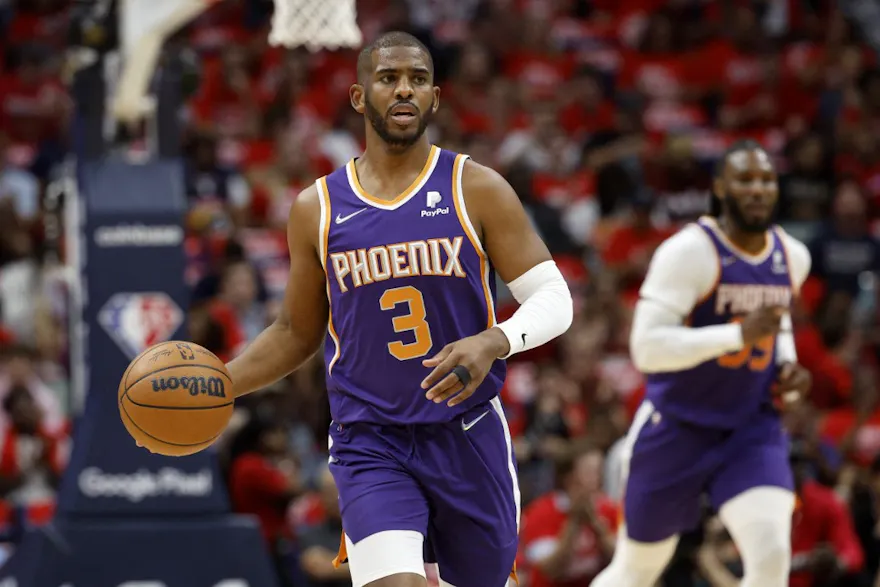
357,31,434,85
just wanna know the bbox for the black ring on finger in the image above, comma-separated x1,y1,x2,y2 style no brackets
451,365,472,387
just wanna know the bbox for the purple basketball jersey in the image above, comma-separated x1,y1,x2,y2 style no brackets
645,217,795,429
317,146,506,425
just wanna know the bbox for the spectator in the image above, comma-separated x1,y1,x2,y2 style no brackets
191,239,268,306
298,465,350,587
227,413,302,585
520,444,618,586
790,447,865,587
497,103,580,175
780,134,834,224
785,402,842,487
850,455,880,582
601,191,671,299
185,132,252,232
644,136,713,226
0,385,65,511
0,230,40,344
0,133,39,227
190,45,261,138
0,344,64,435
809,181,880,297
206,260,266,358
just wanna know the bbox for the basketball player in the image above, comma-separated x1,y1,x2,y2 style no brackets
591,139,812,587
224,33,573,587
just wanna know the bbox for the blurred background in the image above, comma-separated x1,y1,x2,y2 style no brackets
2,0,880,586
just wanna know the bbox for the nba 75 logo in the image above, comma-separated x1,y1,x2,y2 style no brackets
98,293,184,359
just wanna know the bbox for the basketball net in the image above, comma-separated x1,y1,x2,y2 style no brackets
270,0,363,51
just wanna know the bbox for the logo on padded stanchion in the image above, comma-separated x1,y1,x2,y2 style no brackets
98,292,184,359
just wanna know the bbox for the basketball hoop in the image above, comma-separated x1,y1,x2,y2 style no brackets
112,0,362,127
269,0,363,51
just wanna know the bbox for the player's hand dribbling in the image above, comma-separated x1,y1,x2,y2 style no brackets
739,305,785,345
421,328,510,407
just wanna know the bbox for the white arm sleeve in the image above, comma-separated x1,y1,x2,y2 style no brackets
496,260,573,359
630,225,745,373
775,229,812,365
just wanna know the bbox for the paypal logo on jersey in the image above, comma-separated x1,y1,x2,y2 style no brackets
422,190,449,217
98,293,184,359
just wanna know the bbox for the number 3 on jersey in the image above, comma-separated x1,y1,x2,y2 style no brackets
717,317,774,371
379,286,433,360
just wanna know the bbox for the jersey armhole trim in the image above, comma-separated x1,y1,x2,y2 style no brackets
316,177,341,373
690,223,722,308
316,177,330,270
773,226,800,296
452,155,485,256
452,155,496,328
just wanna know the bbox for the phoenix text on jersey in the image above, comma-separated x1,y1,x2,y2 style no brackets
329,236,467,293
714,284,792,315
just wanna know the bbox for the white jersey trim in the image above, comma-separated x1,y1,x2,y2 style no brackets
344,146,441,211
698,216,775,265
490,396,522,532
452,154,498,328
316,177,341,373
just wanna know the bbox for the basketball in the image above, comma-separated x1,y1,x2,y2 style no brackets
118,341,234,456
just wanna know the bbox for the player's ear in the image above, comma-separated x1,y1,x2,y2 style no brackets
712,177,725,199
431,86,440,114
350,84,365,114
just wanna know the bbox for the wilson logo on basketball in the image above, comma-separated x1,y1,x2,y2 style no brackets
150,376,227,398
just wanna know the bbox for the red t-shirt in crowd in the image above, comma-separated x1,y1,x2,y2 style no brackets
820,408,880,467
602,223,672,295
558,101,616,137
794,326,852,410
617,50,694,102
520,492,619,587
228,453,292,544
0,73,65,142
791,480,864,587
602,224,671,268
207,300,246,362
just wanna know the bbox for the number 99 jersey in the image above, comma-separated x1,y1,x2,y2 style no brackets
644,217,798,429
317,146,506,425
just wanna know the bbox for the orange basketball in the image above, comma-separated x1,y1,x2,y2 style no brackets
118,341,234,456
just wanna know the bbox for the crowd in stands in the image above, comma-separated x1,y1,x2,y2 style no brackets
2,0,880,585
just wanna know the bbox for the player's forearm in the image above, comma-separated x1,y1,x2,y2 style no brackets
630,300,743,373
496,261,573,358
630,323,743,372
226,321,319,398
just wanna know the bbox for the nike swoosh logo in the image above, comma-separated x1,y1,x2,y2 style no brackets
335,209,367,224
462,410,491,432
521,333,527,347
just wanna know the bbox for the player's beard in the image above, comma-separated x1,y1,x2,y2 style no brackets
364,93,434,149
725,195,773,233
